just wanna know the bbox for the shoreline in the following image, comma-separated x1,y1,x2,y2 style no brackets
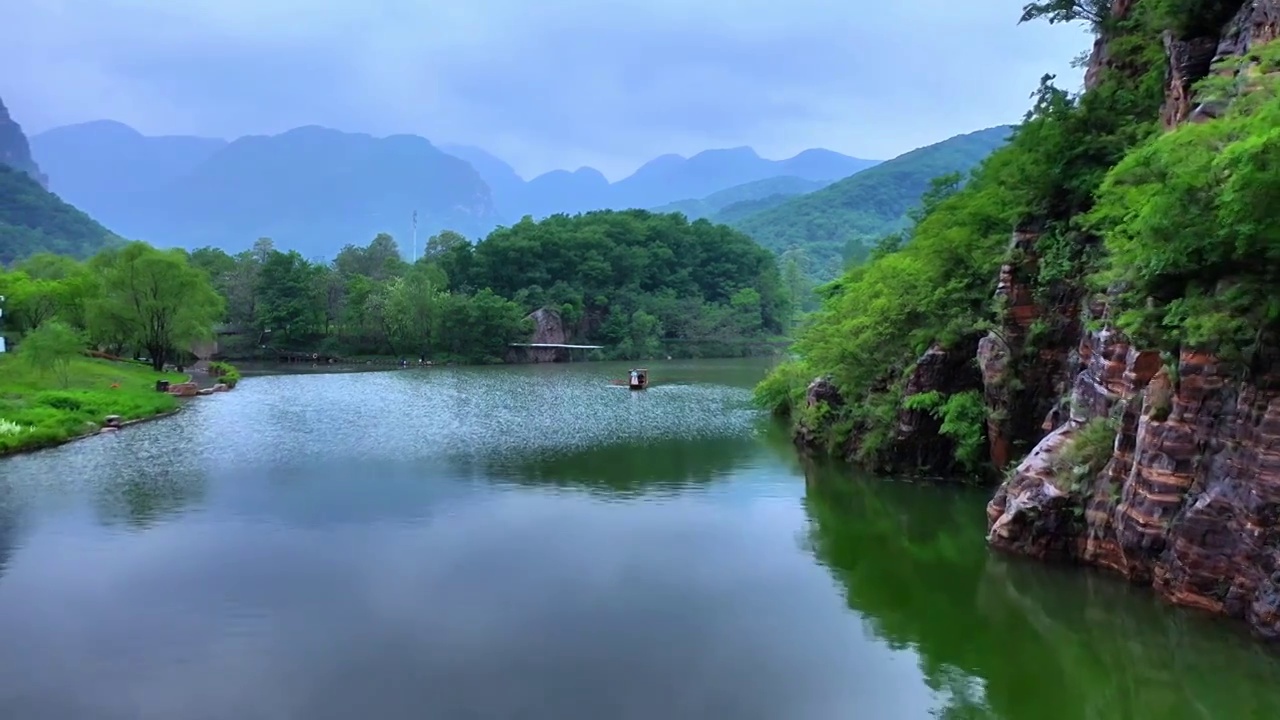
0,361,241,460
0,406,186,459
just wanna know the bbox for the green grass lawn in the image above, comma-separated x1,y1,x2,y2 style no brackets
0,354,188,455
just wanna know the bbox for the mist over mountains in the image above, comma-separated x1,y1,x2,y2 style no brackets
27,119,879,258
5,92,1014,279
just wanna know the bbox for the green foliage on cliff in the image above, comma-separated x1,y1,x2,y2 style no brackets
755,3,1171,474
1089,40,1280,362
1049,416,1119,491
752,138,1021,468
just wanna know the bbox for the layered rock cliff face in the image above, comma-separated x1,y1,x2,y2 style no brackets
0,95,48,187
986,0,1280,641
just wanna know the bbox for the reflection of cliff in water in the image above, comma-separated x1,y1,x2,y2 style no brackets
480,431,765,497
801,462,1280,720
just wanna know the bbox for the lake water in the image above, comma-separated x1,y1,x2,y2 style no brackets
1,359,1278,719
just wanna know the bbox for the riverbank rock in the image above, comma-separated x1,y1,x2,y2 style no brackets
103,415,121,428
992,344,1280,640
167,382,200,397
794,376,842,451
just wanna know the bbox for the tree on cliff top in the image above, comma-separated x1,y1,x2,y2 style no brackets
1019,0,1110,27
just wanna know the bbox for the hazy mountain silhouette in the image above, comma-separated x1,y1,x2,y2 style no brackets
31,124,498,258
31,119,887,257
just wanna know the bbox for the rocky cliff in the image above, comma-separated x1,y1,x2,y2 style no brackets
985,0,1280,641
0,95,48,187
515,307,569,363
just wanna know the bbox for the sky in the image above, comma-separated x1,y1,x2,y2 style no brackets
0,0,1093,180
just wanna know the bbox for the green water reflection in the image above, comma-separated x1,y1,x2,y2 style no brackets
803,459,1280,719
0,359,1276,719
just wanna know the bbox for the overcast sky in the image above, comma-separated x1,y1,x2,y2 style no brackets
1,0,1091,180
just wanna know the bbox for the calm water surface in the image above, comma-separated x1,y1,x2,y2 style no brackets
1,359,1278,719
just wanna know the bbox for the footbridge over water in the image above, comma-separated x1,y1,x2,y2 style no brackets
507,343,604,362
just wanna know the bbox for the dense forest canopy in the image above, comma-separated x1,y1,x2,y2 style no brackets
3,196,788,365
754,0,1235,474
435,210,789,352
178,210,789,362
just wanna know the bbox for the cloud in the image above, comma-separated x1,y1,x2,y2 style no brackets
0,0,1092,178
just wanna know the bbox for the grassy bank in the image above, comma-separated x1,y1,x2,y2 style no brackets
0,354,187,455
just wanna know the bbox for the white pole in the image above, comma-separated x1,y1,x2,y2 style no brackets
412,210,418,262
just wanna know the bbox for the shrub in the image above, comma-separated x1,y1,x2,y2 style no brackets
1051,417,1119,491
208,360,242,388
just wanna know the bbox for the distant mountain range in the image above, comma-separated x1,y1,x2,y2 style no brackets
10,100,1013,272
30,120,880,258
30,121,498,258
444,144,877,221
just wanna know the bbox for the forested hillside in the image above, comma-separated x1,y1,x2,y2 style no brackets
732,125,1013,279
438,210,788,356
180,210,786,362
651,176,827,221
0,165,121,264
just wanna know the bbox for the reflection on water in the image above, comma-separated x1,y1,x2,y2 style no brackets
802,459,1280,719
0,359,1278,719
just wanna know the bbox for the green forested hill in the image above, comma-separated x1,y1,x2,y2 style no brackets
0,163,120,265
437,209,789,355
731,126,1013,278
650,176,828,221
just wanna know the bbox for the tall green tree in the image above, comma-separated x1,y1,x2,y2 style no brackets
255,249,320,344
18,320,84,388
90,242,225,370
